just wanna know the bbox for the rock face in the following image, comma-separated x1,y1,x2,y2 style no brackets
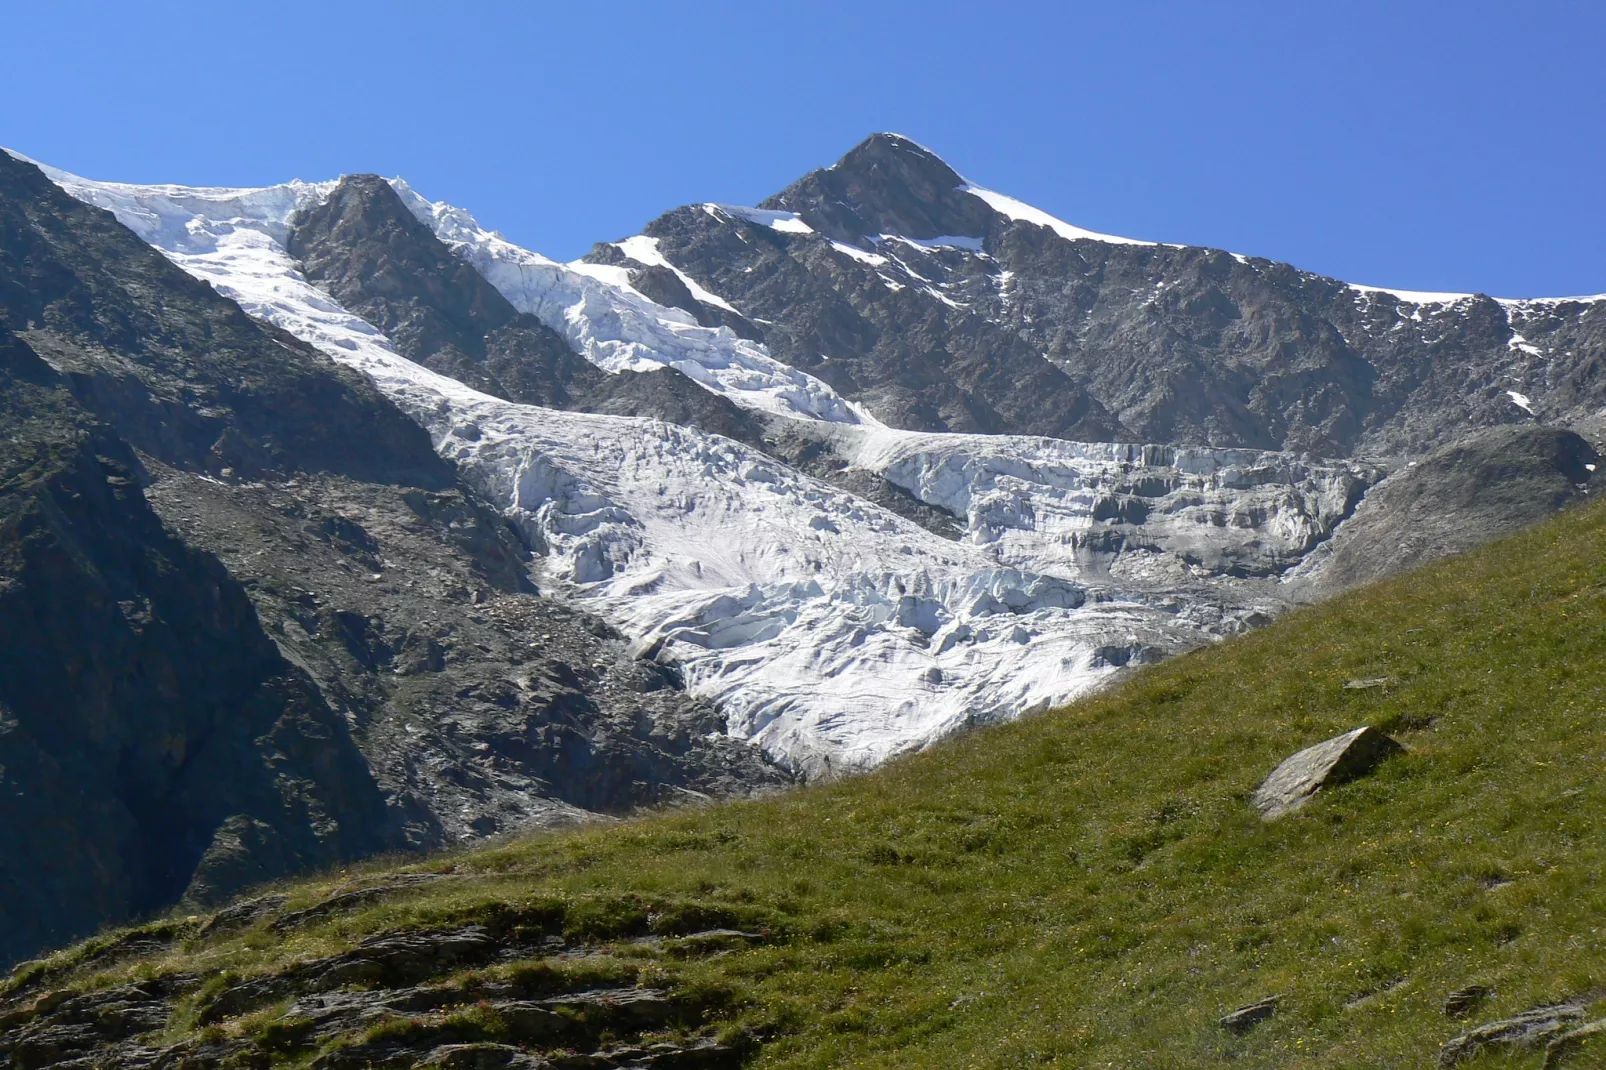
288,175,600,411
1252,726,1403,819
0,150,785,967
634,133,1606,456
1296,425,1599,592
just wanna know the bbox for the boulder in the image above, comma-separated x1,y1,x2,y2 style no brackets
1253,727,1403,819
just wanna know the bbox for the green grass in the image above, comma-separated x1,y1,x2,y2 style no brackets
22,495,1606,1068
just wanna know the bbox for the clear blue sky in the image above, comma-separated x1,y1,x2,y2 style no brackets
3,0,1601,298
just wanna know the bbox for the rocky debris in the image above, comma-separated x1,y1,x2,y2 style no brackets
1219,995,1280,1034
1444,984,1493,1018
1439,1000,1595,1067
1252,727,1403,819
0,890,765,1070
145,467,790,857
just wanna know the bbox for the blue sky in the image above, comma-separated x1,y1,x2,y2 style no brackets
3,0,1601,297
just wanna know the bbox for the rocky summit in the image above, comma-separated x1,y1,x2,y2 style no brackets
0,132,1602,967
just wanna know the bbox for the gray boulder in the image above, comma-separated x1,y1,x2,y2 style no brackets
1253,727,1403,819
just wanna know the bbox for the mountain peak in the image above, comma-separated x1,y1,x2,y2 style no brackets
759,132,991,244
832,132,965,185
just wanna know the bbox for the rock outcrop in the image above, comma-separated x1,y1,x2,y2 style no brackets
0,887,757,1069
1439,999,1600,1067
1218,995,1280,1034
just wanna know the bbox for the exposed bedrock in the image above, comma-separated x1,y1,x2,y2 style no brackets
0,152,787,967
641,133,1606,457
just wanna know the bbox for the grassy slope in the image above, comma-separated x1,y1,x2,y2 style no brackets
17,496,1606,1068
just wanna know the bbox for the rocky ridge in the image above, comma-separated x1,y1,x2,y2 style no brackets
625,133,1606,456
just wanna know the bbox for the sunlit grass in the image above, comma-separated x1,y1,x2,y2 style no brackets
21,496,1606,1067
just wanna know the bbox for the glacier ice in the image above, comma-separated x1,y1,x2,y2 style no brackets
30,156,1380,776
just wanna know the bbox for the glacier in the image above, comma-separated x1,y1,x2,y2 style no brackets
25,154,1381,775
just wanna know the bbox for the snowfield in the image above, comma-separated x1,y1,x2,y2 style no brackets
26,155,1386,773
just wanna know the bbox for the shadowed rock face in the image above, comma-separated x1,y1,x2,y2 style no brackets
288,175,775,444
632,133,1606,457
0,153,787,968
0,156,410,964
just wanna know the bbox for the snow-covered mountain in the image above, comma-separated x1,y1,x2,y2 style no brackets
21,153,1372,774
20,135,1603,775
3,135,1602,963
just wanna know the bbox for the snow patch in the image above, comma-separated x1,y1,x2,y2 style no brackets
613,233,742,313
1497,293,1606,308
1350,283,1474,305
877,233,987,254
1507,332,1543,357
704,203,813,234
1507,391,1535,414
961,183,1157,247
830,241,889,266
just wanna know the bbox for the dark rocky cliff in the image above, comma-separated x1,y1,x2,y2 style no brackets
0,153,785,966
